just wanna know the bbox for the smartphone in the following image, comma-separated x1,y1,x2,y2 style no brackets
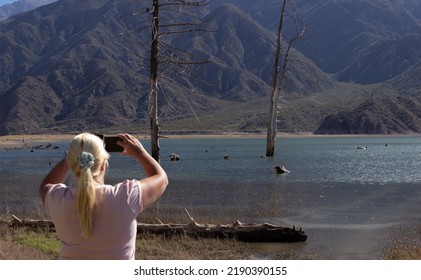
96,134,124,152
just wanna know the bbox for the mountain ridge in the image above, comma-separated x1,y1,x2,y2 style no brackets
210,0,421,85
1,0,421,135
0,0,333,135
0,0,57,20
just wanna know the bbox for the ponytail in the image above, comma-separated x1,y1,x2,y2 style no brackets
67,133,109,238
77,166,96,238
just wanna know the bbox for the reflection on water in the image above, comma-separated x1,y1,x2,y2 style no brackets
1,135,421,259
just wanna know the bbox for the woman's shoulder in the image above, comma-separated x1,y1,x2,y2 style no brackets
103,179,141,195
45,183,75,203
47,183,69,193
114,179,140,189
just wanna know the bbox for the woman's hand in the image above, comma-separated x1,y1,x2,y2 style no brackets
117,133,145,159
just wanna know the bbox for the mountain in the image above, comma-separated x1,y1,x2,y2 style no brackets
0,0,332,135
303,0,421,84
2,0,421,135
0,0,150,134
315,95,421,134
0,0,56,20
388,61,421,93
209,0,421,85
177,4,331,99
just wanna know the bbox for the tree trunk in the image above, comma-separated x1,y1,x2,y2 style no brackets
150,0,160,162
8,214,307,243
136,221,307,242
266,0,287,157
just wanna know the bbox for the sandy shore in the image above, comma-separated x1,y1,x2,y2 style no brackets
1,132,405,150
0,134,75,150
0,132,270,149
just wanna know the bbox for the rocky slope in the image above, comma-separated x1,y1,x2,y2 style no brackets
1,0,421,135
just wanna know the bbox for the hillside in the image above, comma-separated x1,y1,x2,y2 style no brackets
0,0,332,135
315,94,421,134
0,0,56,20
210,0,421,85
1,0,421,135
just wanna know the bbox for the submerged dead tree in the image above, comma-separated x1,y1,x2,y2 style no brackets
266,0,306,157
148,0,212,161
150,0,160,161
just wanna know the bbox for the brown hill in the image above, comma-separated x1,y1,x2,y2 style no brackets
0,0,332,135
0,0,56,20
3,0,421,135
315,95,421,134
210,0,421,85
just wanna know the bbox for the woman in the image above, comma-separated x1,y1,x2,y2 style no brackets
39,133,168,259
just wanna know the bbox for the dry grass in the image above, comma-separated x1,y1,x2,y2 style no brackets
383,223,421,260
0,221,252,260
136,233,250,260
384,246,421,260
0,217,313,260
0,222,58,260
4,216,421,260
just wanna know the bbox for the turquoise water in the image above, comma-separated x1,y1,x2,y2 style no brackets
1,135,421,259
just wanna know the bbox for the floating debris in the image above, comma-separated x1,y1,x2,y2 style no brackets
170,154,180,161
275,165,290,174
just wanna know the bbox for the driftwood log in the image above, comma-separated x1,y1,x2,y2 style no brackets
136,221,307,242
8,211,307,243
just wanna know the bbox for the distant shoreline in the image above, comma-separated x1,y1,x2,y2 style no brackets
0,132,419,150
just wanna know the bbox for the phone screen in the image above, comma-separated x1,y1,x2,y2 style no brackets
103,136,124,152
94,134,124,152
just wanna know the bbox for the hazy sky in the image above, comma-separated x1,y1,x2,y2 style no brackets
0,0,17,5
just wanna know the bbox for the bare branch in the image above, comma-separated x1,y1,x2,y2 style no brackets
158,28,212,39
158,39,210,64
160,76,203,123
278,25,306,85
159,0,212,8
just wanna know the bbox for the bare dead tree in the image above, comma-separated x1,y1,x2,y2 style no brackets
150,0,160,161
266,0,306,157
115,0,212,219
149,0,212,161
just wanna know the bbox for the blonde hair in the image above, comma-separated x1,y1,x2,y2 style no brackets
66,133,109,238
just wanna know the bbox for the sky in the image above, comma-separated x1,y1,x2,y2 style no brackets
0,0,17,5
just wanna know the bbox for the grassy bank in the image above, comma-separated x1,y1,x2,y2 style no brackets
0,221,291,260
1,218,421,260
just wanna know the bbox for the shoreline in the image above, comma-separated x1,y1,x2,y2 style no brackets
1,132,419,150
0,132,268,150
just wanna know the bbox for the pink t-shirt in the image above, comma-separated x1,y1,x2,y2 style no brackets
45,179,143,260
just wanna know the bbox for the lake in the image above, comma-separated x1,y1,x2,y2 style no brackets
1,135,421,259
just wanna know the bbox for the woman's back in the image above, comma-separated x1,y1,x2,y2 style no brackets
45,180,142,260
39,133,168,260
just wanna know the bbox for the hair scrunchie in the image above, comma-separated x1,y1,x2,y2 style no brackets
77,152,95,169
